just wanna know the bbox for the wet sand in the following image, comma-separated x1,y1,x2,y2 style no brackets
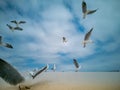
0,72,120,90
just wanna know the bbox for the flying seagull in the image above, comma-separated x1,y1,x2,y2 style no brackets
51,64,56,72
82,0,98,19
0,58,47,90
11,20,26,27
30,65,48,79
6,24,23,32
0,36,13,49
82,28,93,48
62,37,67,43
73,59,80,72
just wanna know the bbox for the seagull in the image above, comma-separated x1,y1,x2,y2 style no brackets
82,28,93,48
11,20,26,27
73,59,80,72
0,58,47,90
51,64,56,72
30,66,47,79
82,0,98,19
0,36,13,49
62,37,67,43
6,24,23,32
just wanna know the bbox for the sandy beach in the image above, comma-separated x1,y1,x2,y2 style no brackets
0,72,120,90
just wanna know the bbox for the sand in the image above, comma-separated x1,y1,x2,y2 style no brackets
0,72,120,90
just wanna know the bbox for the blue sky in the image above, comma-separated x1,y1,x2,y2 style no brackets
0,0,120,72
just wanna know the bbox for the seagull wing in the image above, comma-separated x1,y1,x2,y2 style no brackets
82,0,87,13
0,36,2,43
0,36,13,48
73,59,79,68
6,24,13,30
32,65,47,79
84,28,93,41
87,9,97,15
19,21,26,24
14,27,23,31
11,20,17,24
0,58,24,85
4,43,13,49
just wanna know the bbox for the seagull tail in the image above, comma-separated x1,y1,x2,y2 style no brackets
83,13,86,19
83,43,86,48
81,41,86,47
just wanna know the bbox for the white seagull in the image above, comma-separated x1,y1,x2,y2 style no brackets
30,66,47,79
0,36,13,49
6,24,23,32
73,59,80,72
51,64,56,72
11,20,26,27
82,0,98,19
82,28,93,48
0,58,47,90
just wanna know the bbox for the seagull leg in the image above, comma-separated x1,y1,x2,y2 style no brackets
19,85,21,90
25,86,30,89
18,85,30,90
83,43,86,48
83,13,86,19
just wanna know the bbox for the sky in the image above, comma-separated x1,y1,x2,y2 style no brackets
0,0,120,72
